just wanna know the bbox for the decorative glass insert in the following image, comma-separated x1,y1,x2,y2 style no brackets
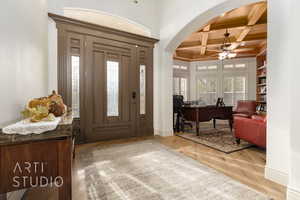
71,56,80,118
140,65,146,115
107,61,119,117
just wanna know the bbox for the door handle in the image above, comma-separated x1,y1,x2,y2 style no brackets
132,91,136,99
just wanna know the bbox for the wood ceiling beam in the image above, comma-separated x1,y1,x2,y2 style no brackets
177,36,266,51
200,25,211,55
248,3,267,26
194,23,266,36
231,3,267,50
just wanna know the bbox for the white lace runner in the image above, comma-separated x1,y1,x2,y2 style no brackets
2,117,61,135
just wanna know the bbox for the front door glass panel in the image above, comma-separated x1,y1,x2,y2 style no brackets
107,61,119,117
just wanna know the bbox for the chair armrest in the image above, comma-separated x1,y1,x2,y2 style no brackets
251,115,266,122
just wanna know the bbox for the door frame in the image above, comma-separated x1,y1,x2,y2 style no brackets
49,13,158,143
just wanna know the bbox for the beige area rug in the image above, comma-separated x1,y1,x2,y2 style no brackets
176,122,254,154
77,140,269,200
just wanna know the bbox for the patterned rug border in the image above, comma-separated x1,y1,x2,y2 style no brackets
175,133,254,154
174,127,255,154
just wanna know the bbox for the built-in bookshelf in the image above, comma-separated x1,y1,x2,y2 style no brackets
256,50,267,112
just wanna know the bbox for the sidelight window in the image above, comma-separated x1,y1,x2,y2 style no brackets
140,65,146,115
107,61,119,117
71,56,80,118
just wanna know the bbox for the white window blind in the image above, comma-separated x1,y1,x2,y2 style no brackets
197,78,217,105
223,76,246,106
173,77,188,101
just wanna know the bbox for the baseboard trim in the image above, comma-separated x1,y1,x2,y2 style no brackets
265,166,288,186
287,187,300,200
154,129,173,137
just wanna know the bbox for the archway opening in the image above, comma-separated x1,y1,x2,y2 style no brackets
166,1,282,198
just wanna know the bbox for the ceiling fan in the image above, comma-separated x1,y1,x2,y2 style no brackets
204,29,237,60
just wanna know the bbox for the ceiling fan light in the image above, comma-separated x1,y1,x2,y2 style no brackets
228,53,237,58
219,52,228,57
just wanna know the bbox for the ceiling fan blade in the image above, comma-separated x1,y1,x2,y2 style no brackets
206,49,222,53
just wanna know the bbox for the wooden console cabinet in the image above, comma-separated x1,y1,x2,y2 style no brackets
0,115,73,200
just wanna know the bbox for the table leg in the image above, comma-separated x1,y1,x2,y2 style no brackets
196,122,199,136
213,118,216,129
0,193,7,200
229,119,233,132
196,108,200,136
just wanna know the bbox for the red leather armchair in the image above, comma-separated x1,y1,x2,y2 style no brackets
233,100,257,118
234,115,266,148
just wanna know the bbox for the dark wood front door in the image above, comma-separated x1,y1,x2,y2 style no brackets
50,13,158,143
84,36,138,142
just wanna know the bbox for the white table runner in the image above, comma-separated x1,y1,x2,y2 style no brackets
2,117,61,135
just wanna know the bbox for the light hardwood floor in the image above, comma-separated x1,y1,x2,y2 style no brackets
25,136,286,200
155,136,286,200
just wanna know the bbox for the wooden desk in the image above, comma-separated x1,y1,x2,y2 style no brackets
0,115,73,200
183,105,233,136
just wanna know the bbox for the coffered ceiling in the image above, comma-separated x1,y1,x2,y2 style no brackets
174,2,267,62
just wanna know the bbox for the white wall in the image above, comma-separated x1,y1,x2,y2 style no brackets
264,0,291,188
271,0,300,199
0,0,48,199
0,0,48,128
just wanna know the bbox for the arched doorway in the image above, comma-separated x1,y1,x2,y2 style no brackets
156,0,264,138
155,0,288,198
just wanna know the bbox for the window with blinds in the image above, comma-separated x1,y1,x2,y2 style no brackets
223,76,246,106
173,77,188,101
197,78,217,105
